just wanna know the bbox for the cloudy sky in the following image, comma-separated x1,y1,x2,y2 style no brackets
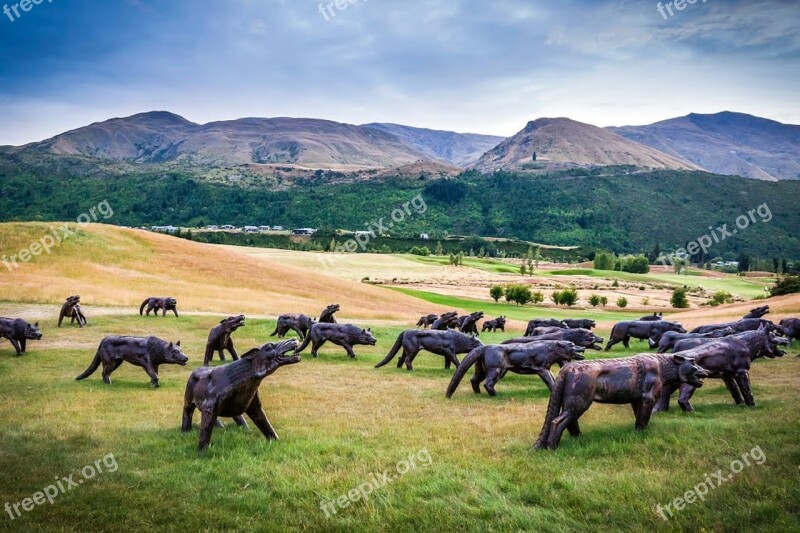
0,0,797,145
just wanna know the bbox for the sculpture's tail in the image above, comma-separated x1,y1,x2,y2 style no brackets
75,349,102,380
445,346,485,398
139,299,148,315
534,373,566,449
269,325,280,337
374,332,404,368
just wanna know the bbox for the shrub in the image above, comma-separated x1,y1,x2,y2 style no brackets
708,291,733,307
600,296,609,307
560,288,579,307
593,251,616,271
617,297,628,308
409,246,430,256
671,287,690,309
770,275,800,297
531,291,544,305
589,294,601,307
551,290,563,305
490,285,504,303
612,280,620,288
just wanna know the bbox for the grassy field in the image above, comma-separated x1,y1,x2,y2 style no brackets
1,224,799,532
0,309,798,532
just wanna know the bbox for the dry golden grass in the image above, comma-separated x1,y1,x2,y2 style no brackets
0,223,450,321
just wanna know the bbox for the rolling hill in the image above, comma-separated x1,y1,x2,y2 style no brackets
610,112,800,181
471,117,700,173
362,123,504,166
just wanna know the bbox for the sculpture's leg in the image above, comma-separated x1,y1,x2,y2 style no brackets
546,411,573,450
182,403,196,432
246,396,278,440
58,313,64,327
448,353,460,369
722,373,744,405
654,383,677,413
483,368,503,396
623,336,630,348
677,383,696,412
232,415,248,428
734,371,755,406
470,358,486,394
397,347,410,369
198,410,218,450
172,308,179,318
228,343,239,361
143,361,160,388
20,338,26,353
404,349,420,371
343,344,357,359
604,339,618,351
536,369,556,392
9,338,21,355
566,419,581,437
634,398,655,430
102,358,120,384
203,346,213,367
311,339,325,358
218,349,225,362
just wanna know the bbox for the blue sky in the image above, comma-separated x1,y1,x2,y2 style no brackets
0,0,797,145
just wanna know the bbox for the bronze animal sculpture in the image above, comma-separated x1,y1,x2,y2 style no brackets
182,339,300,451
75,336,188,387
605,320,686,351
0,318,42,356
294,323,376,358
458,311,484,336
204,315,246,365
562,319,596,330
139,297,179,317
657,326,787,411
531,326,566,336
778,318,800,347
432,311,460,330
690,318,776,335
743,305,769,319
446,341,585,397
481,316,506,333
651,327,735,353
504,328,604,351
375,329,482,371
534,354,707,450
58,295,86,327
270,314,315,340
319,304,340,324
416,314,438,329
524,319,566,336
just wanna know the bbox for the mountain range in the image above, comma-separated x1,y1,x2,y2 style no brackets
2,111,797,180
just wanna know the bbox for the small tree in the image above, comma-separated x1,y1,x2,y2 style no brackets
551,290,563,305
435,241,444,256
589,294,601,307
506,284,532,306
617,296,628,308
560,288,579,307
600,296,609,307
531,291,544,305
671,287,690,309
520,263,528,276
770,275,800,296
490,285,504,303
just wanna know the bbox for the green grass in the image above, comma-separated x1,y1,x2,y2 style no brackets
1,309,798,532
388,287,645,322
404,254,520,274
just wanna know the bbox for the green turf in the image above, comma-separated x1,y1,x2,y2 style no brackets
387,287,646,322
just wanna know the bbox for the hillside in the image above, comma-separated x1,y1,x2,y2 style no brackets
472,118,700,173
8,112,432,169
362,123,504,166
2,165,799,259
610,112,800,181
0,223,447,320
